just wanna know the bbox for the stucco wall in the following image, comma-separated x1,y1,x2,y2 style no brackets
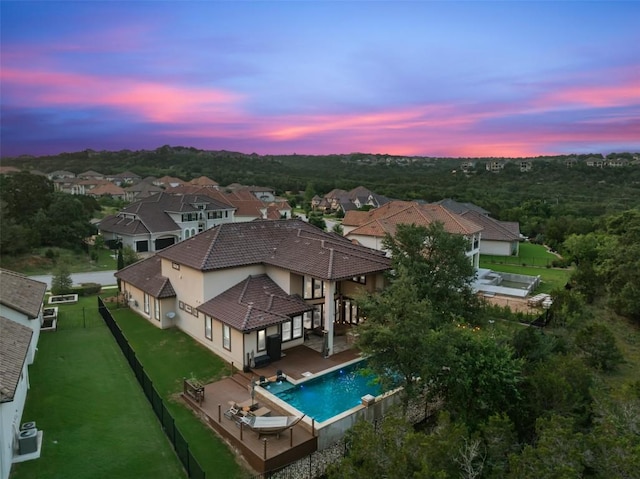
0,360,29,479
480,240,513,256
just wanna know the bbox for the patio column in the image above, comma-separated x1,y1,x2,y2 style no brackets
323,280,336,357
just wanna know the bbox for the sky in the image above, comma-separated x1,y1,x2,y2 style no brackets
1,1,639,158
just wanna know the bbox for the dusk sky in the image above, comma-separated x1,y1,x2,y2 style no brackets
1,1,639,158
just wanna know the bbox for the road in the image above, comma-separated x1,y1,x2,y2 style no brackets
29,270,117,289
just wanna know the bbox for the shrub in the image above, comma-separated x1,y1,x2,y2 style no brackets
72,282,102,296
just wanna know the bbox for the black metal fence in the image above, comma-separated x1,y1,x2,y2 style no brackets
97,297,205,479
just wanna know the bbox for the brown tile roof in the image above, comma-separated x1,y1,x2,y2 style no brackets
0,269,47,318
189,176,219,186
98,215,151,235
87,183,126,196
197,274,312,332
0,316,33,402
459,210,520,241
158,219,391,280
345,200,483,237
115,256,176,298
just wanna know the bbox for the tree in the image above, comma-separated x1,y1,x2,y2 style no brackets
574,323,624,371
0,171,54,225
381,222,480,325
332,223,344,235
307,213,326,230
51,264,73,295
122,245,139,267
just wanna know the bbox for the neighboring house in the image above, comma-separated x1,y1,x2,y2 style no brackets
0,269,47,479
437,199,520,256
86,183,127,200
0,269,47,365
607,158,629,168
520,161,533,172
167,185,267,222
0,318,33,479
189,176,219,187
343,200,483,268
124,182,164,201
485,160,507,172
460,161,476,173
115,219,391,369
47,170,75,180
77,170,104,180
107,171,141,186
315,186,391,213
154,176,185,188
98,192,235,253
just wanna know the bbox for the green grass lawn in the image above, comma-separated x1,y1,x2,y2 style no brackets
480,243,572,293
0,247,117,275
111,307,246,478
12,298,185,479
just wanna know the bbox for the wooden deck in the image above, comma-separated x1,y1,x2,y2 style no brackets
182,341,362,474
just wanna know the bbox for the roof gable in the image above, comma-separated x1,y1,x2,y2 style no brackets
197,274,311,332
115,256,176,298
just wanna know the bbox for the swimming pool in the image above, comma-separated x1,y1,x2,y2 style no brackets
267,361,383,422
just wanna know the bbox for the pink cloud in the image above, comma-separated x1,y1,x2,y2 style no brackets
1,67,244,123
535,79,640,110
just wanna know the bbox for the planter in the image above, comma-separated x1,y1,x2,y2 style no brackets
48,294,78,304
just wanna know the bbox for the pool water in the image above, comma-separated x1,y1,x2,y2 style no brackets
271,361,383,422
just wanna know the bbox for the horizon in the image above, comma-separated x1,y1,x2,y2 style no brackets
1,1,639,158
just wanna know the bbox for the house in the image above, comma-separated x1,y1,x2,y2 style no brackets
154,176,185,188
77,170,104,180
47,170,75,180
0,269,47,365
0,269,47,479
485,160,507,172
115,220,391,369
98,192,235,253
167,185,268,222
315,187,391,214
0,166,20,176
86,182,127,200
342,200,483,268
520,160,533,172
437,199,520,256
124,182,164,201
189,176,219,187
107,171,141,186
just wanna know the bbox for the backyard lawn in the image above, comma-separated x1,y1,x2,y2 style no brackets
110,307,246,478
0,247,117,275
11,297,185,479
480,242,572,293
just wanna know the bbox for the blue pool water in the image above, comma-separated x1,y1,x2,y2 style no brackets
269,361,383,422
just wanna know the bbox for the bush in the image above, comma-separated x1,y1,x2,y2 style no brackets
72,282,102,296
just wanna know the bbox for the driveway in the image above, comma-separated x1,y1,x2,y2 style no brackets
29,270,117,290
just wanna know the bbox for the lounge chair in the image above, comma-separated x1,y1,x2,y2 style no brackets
241,414,305,438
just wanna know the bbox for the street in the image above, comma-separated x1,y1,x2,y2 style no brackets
28,270,117,290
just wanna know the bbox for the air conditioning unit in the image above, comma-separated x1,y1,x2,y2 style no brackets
20,421,36,431
18,428,38,455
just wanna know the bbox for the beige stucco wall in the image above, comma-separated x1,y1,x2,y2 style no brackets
344,233,385,251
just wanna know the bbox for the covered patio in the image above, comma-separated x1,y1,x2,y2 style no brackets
182,340,362,474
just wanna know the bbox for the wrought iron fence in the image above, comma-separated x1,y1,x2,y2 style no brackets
97,297,205,479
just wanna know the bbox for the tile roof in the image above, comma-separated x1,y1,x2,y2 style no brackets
87,183,126,196
0,316,33,402
345,200,483,237
197,274,312,332
158,219,391,280
459,210,520,241
0,269,47,318
189,176,219,186
436,198,490,216
98,215,151,235
115,256,176,298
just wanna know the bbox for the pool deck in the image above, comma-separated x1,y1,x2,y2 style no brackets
182,340,362,474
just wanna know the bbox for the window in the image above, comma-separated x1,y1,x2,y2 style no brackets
179,301,185,310
351,275,366,284
223,324,231,350
154,298,160,320
172,262,180,270
282,321,292,341
304,277,324,299
312,304,323,329
205,316,212,340
303,311,313,330
143,293,150,314
292,315,303,339
257,329,266,351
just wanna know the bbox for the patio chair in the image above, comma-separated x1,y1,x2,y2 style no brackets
223,402,241,421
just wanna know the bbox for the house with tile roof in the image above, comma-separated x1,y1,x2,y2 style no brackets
436,199,521,256
189,176,219,187
115,219,390,368
0,269,47,478
86,182,127,200
342,200,483,268
98,192,235,253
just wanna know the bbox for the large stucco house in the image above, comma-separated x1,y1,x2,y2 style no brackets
115,220,391,370
0,269,47,479
342,200,483,268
